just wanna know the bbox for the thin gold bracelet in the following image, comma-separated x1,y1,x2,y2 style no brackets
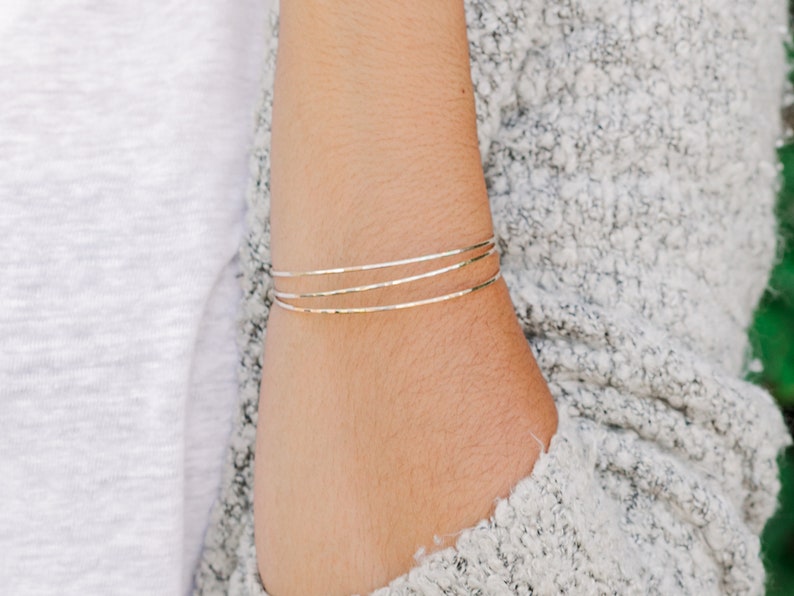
270,235,496,278
273,244,497,300
271,268,502,314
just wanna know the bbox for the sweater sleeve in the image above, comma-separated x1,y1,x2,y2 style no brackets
365,0,793,593
192,1,793,595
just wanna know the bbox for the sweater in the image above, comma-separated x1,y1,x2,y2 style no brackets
192,0,794,594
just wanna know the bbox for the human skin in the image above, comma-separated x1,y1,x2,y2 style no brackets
253,1,559,595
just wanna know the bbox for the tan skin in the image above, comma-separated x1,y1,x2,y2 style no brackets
253,2,559,595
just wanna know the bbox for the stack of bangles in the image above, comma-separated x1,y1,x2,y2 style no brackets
269,234,501,314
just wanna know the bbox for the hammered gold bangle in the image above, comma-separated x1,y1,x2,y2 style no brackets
270,235,496,277
273,244,497,300
269,234,500,314
272,269,502,314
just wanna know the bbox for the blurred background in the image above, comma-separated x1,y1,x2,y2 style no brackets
753,41,794,595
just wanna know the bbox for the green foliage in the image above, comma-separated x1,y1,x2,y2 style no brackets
763,448,794,595
748,143,794,407
753,87,794,594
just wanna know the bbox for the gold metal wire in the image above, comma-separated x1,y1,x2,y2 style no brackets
271,268,501,314
270,235,496,277
273,244,496,299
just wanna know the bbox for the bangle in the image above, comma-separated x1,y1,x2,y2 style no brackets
273,244,497,299
271,269,502,314
270,235,496,277
269,233,500,314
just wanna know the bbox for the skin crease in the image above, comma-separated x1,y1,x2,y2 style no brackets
253,2,559,595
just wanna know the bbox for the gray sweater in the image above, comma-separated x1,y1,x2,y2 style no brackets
193,0,793,593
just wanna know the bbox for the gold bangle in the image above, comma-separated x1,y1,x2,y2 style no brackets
270,235,496,278
271,269,501,314
273,244,497,300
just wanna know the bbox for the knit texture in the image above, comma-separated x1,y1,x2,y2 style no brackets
193,0,794,594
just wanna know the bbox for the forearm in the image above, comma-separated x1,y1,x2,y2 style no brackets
255,2,558,595
270,0,492,271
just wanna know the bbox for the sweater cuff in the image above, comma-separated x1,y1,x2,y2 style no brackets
234,406,638,595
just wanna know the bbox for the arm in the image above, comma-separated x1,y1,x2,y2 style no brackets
253,1,558,595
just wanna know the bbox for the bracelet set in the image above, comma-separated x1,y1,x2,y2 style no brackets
269,234,501,314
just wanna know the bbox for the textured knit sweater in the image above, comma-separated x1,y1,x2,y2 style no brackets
193,0,793,594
